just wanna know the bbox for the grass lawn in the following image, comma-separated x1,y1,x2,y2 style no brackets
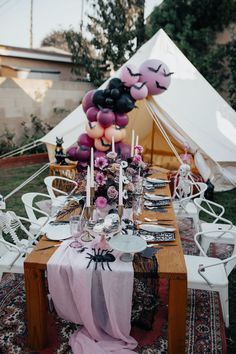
0,162,236,353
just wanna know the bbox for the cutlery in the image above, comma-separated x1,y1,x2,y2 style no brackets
147,243,178,247
144,217,173,222
35,244,61,251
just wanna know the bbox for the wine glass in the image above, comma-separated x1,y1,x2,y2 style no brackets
69,216,86,248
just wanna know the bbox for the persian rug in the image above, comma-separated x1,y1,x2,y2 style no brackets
0,218,227,354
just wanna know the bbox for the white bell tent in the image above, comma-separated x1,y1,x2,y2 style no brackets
41,29,236,191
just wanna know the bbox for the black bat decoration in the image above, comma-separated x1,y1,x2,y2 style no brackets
148,64,162,73
126,66,142,77
155,81,167,90
101,138,112,147
163,68,174,77
132,82,147,90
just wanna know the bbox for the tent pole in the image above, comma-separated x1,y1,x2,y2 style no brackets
150,119,155,165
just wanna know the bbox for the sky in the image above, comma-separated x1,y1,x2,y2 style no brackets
0,0,163,49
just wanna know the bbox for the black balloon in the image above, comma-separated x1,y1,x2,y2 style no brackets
93,90,106,108
104,88,111,97
105,97,114,108
108,78,123,90
110,88,121,99
115,94,135,113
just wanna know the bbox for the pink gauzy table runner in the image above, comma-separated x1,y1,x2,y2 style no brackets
47,241,138,353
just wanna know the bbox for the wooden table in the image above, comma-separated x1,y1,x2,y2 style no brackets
24,169,187,353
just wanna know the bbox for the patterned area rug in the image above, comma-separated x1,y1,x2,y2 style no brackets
0,218,227,354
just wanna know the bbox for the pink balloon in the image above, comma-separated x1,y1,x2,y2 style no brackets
77,133,94,147
94,137,111,152
115,113,129,128
86,122,104,139
97,109,115,128
104,125,124,142
139,59,172,96
130,82,148,100
86,106,99,122
119,64,140,87
82,90,95,113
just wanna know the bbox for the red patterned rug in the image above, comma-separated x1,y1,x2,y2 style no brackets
0,218,227,354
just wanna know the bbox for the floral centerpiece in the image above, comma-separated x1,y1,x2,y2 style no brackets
93,145,148,210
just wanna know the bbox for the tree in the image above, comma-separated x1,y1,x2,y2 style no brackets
41,30,69,52
88,0,145,71
146,0,236,108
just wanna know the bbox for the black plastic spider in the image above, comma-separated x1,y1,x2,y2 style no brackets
86,248,116,271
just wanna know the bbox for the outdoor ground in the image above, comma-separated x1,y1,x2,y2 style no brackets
0,163,235,353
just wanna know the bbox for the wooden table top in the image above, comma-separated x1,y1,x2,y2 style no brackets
24,168,187,280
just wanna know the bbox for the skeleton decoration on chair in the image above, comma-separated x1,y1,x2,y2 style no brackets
66,59,173,168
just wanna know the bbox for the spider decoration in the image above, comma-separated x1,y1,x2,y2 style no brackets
86,248,116,271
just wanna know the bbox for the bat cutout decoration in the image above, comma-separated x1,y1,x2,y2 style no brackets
127,66,142,77
148,64,162,73
163,68,174,77
155,81,167,90
132,82,147,90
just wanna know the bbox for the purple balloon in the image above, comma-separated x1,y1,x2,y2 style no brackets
115,142,131,159
66,146,78,161
82,90,95,113
94,150,106,159
77,133,94,147
97,109,115,128
76,145,91,162
86,106,99,122
119,64,140,87
115,113,129,128
139,59,172,96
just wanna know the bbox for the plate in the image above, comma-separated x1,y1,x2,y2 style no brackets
146,177,170,185
43,224,72,241
144,193,170,201
109,234,147,253
139,224,176,233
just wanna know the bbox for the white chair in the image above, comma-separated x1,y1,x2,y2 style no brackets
21,193,50,235
173,181,208,231
184,229,236,327
44,176,78,214
194,197,235,254
0,210,40,282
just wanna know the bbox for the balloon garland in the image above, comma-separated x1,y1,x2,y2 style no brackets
67,59,173,166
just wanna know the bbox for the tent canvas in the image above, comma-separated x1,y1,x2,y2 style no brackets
41,29,236,191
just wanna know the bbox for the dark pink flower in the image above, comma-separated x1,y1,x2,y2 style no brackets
95,172,107,186
107,186,118,199
133,154,142,164
95,156,108,169
134,145,144,154
95,196,107,209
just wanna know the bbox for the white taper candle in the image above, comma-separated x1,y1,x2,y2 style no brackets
112,136,115,153
86,166,91,207
90,148,94,188
118,165,123,206
131,129,135,157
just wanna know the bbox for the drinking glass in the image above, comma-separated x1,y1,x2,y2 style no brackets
69,216,86,248
134,176,143,195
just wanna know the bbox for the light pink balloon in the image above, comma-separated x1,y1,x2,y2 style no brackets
94,137,111,152
82,90,95,113
119,64,140,87
104,125,124,142
139,59,172,96
86,106,99,122
86,122,104,139
130,82,148,100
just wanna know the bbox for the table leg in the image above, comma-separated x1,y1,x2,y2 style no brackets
24,266,48,350
168,278,187,354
